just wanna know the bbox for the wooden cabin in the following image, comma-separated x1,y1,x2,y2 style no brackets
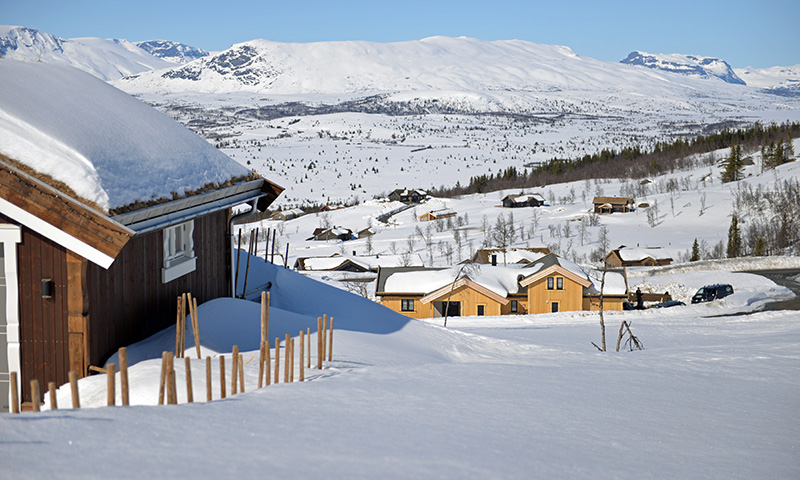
375,254,627,319
418,209,456,222
388,188,427,204
308,227,353,242
0,61,282,410
593,196,635,214
269,208,304,221
501,193,545,208
470,247,551,265
604,248,674,268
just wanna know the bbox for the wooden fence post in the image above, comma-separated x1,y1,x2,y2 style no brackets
274,338,280,384
258,340,265,389
30,380,40,412
48,382,57,410
307,327,311,369
190,295,201,359
232,345,239,395
69,371,80,409
261,292,269,346
284,334,290,383
205,356,212,402
242,230,255,298
322,314,328,362
107,363,116,406
317,317,323,370
289,338,295,383
185,356,194,403
219,356,226,399
158,352,167,405
175,297,182,357
265,339,271,386
238,353,245,393
9,372,19,414
299,330,305,382
119,347,129,406
166,355,176,405
234,229,242,298
328,316,334,362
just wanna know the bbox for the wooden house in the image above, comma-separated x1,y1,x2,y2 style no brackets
269,208,304,221
470,247,551,265
308,227,354,242
295,254,424,272
501,193,545,208
375,254,627,319
357,227,375,239
418,209,456,222
593,196,635,214
0,61,282,410
604,247,674,268
388,188,427,204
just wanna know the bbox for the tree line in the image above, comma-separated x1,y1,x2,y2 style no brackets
431,121,800,197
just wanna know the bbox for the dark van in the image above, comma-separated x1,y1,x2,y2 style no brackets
691,284,734,304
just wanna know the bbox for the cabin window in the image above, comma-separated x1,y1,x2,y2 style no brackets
556,277,564,290
511,300,518,313
477,304,485,316
547,277,554,290
401,299,415,312
162,220,197,283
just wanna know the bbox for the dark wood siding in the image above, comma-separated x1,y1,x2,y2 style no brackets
16,226,69,404
85,210,231,368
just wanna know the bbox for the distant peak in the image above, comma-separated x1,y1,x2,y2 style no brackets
621,50,745,85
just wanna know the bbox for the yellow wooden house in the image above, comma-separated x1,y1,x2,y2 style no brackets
376,254,627,319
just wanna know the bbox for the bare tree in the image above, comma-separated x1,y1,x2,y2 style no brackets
491,213,515,265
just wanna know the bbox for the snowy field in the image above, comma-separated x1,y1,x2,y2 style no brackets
1,254,798,479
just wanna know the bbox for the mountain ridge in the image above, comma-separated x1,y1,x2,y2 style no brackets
620,50,745,85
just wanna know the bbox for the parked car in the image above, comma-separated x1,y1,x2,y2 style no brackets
651,300,686,308
691,284,734,304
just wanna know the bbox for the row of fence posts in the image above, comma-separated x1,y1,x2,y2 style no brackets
234,226,290,299
8,291,335,413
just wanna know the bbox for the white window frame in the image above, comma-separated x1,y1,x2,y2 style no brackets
162,220,197,283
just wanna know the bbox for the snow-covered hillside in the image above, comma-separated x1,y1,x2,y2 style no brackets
620,51,745,84
2,251,797,479
118,36,757,97
246,140,800,291
735,64,800,95
0,25,172,81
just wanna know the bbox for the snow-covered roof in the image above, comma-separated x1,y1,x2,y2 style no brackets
616,247,674,262
382,265,526,298
0,59,250,212
301,254,424,271
585,271,628,296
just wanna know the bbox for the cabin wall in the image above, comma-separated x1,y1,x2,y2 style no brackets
583,296,625,311
15,225,69,404
526,275,584,314
84,209,231,370
379,295,428,319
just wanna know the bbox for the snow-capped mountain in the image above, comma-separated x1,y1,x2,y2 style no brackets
0,25,171,80
735,64,800,96
117,36,760,104
620,51,745,85
135,40,209,64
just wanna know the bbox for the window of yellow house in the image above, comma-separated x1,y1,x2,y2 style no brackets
477,304,485,316
557,277,564,290
551,302,559,313
547,277,554,289
401,299,415,312
510,300,518,313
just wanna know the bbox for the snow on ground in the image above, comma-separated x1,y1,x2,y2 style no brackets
1,253,798,479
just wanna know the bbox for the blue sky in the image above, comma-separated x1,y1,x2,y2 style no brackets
4,0,799,68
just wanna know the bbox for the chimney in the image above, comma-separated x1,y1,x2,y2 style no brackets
491,254,497,266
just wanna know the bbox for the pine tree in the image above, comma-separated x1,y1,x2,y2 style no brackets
722,144,743,183
690,238,700,262
727,214,742,258
753,236,766,256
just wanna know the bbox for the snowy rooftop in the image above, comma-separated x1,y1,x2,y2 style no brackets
301,254,424,271
0,59,250,212
616,247,676,262
382,265,527,297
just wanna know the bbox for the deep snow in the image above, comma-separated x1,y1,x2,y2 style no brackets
1,252,798,479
